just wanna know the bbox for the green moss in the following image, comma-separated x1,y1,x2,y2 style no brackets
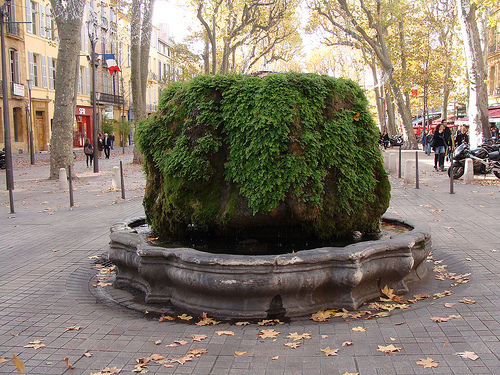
138,73,391,239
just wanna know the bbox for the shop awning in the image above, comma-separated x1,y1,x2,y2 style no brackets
456,106,500,124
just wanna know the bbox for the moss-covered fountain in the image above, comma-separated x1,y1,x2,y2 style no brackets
109,73,430,318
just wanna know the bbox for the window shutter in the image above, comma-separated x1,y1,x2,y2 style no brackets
86,66,90,95
84,23,89,53
48,56,54,89
78,67,82,94
26,0,32,34
28,51,34,82
41,54,47,88
45,6,51,40
38,3,45,38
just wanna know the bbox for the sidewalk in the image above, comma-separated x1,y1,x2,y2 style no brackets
0,148,499,374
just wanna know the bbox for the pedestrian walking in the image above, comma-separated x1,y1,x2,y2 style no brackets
432,124,447,171
84,138,93,167
98,133,103,159
110,132,115,149
103,133,111,159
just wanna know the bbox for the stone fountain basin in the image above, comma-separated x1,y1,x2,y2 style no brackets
108,214,430,319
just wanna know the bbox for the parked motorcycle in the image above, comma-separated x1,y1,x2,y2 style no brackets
0,149,5,170
448,142,500,179
389,134,404,147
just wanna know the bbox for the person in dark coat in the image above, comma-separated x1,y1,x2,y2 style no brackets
103,133,111,159
455,125,469,146
432,124,447,171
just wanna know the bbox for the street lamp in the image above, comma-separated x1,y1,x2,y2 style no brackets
26,78,35,164
88,18,99,173
1,0,14,213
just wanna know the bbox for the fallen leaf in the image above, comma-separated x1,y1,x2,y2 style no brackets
158,315,175,321
444,303,456,308
64,357,75,369
443,341,449,347
377,344,401,353
192,334,207,342
258,319,283,326
342,373,359,375
413,294,430,300
65,326,82,332
153,340,162,345
90,367,121,374
311,310,335,322
195,312,220,326
321,347,339,356
12,355,25,373
216,330,235,336
430,314,462,323
455,351,479,361
416,357,438,368
174,340,189,346
259,329,280,339
178,314,193,321
235,351,247,356
394,322,407,325
83,352,93,357
286,332,311,341
433,290,452,299
271,356,279,360
321,335,328,338
165,344,178,348
342,341,354,346
0,358,8,364
352,327,366,332
170,355,192,365
24,339,46,349
188,348,208,357
234,321,250,326
284,342,301,349
459,298,476,304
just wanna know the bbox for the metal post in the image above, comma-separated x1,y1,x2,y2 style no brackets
449,149,454,194
1,0,14,213
89,21,99,173
120,160,125,199
68,165,74,207
415,151,419,189
398,145,402,178
26,79,35,164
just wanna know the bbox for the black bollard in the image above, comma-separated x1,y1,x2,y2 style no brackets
449,150,454,194
120,161,125,199
398,145,402,178
68,165,74,207
415,151,419,189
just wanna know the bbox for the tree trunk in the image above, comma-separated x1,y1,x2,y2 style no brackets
48,0,85,179
131,0,155,164
385,86,397,136
456,0,490,147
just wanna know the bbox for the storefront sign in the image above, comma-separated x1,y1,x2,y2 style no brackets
12,83,25,96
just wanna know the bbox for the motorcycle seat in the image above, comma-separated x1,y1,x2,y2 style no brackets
488,151,500,161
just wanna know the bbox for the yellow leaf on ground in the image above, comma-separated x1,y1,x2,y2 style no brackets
416,358,438,368
24,339,46,349
284,341,301,349
65,326,82,332
352,327,366,332
216,330,235,336
234,321,250,326
343,373,359,375
342,341,354,346
286,332,311,341
311,310,334,322
169,355,193,365
321,347,339,356
188,348,208,357
377,344,401,353
158,315,175,321
195,312,220,326
459,298,476,304
174,340,189,346
90,367,121,374
178,314,193,321
0,358,8,364
192,334,207,342
259,329,280,339
413,294,430,300
12,355,25,373
258,319,283,326
235,351,247,356
271,356,279,360
64,357,75,369
455,351,479,361
433,290,452,299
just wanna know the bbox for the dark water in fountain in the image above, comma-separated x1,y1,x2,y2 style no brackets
134,221,410,256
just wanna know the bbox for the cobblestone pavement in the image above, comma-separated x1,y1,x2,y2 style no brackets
0,148,499,375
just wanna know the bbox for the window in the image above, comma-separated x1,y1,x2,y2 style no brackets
158,61,162,81
48,57,56,90
9,49,19,84
46,6,53,40
38,3,44,37
78,67,84,94
30,1,37,35
29,52,39,86
13,107,20,142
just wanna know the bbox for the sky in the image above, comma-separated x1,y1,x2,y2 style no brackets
153,0,198,43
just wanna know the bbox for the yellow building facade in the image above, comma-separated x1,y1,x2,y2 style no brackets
1,0,170,153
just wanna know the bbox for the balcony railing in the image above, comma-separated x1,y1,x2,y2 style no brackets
92,92,124,106
6,22,20,36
